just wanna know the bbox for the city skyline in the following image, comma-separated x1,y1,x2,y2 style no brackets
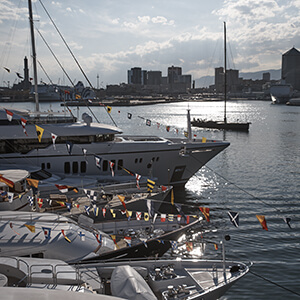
0,0,299,88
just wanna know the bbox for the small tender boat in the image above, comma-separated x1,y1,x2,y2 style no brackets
0,255,250,299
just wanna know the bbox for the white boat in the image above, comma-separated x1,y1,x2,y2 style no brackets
286,97,300,106
0,169,33,211
0,211,115,263
0,107,229,187
0,255,250,299
270,82,293,104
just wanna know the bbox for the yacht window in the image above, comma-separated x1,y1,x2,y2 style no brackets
103,160,108,171
81,161,87,173
73,162,78,174
139,158,143,163
156,157,160,161
135,158,138,163
41,163,45,170
64,162,70,174
118,159,123,170
47,163,51,169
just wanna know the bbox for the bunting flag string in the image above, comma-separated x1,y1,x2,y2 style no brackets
42,227,51,239
147,179,155,193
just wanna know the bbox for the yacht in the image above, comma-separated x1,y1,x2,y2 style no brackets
0,255,250,299
0,107,229,187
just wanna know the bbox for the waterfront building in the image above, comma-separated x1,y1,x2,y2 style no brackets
282,47,300,91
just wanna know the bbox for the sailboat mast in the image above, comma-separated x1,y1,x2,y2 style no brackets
28,0,39,112
223,21,227,124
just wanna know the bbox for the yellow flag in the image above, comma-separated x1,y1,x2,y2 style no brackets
26,178,39,188
202,137,207,143
107,106,112,113
110,209,116,218
25,224,35,233
171,189,174,205
35,125,44,143
144,212,149,221
75,94,81,99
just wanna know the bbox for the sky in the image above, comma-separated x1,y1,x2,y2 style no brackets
0,0,300,88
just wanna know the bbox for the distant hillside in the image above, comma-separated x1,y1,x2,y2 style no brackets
195,69,281,88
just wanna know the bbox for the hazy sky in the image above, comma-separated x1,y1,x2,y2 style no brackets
0,0,299,88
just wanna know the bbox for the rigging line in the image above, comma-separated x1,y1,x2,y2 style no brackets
190,153,296,220
37,60,53,85
35,28,99,123
38,0,116,126
38,0,93,89
249,270,300,297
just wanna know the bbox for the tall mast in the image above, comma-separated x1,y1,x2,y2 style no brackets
223,21,227,124
28,0,39,112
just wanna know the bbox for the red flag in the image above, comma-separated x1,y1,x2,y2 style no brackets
5,109,13,121
256,215,268,231
21,118,28,136
214,243,218,250
199,207,210,222
186,241,193,252
161,213,166,222
37,198,43,208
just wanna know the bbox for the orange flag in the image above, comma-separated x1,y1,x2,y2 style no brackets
26,178,39,189
25,224,35,233
0,174,14,188
117,195,129,217
199,207,210,222
256,215,268,231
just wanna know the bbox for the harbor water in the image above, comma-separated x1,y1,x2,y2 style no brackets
2,99,300,299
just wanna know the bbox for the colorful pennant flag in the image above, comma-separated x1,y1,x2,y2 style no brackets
186,241,193,252
109,161,115,177
284,217,292,229
21,118,28,136
256,215,268,231
228,211,239,227
84,205,90,215
107,106,112,113
42,227,51,239
144,212,149,221
93,204,99,217
171,189,175,205
202,137,207,143
161,213,166,222
102,207,106,217
61,229,71,243
168,214,174,222
95,155,102,169
199,207,210,222
135,173,141,189
51,133,57,149
5,109,13,122
27,196,34,206
78,231,85,241
25,224,35,233
214,243,219,250
9,222,20,235
118,195,129,217
94,233,102,245
147,179,155,193
37,198,43,208
55,184,78,193
0,174,14,188
171,241,178,251
146,119,151,126
110,209,116,218
26,178,39,189
136,211,141,220
35,125,44,143
124,236,131,247
7,192,14,203
66,202,72,212
66,141,73,155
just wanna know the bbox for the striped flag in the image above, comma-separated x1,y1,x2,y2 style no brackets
5,109,13,121
256,215,268,231
147,179,155,193
61,229,71,243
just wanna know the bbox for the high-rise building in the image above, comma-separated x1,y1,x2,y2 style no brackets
147,71,162,85
215,67,224,93
167,66,182,84
282,47,300,90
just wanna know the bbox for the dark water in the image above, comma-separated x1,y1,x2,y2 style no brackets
3,100,300,299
